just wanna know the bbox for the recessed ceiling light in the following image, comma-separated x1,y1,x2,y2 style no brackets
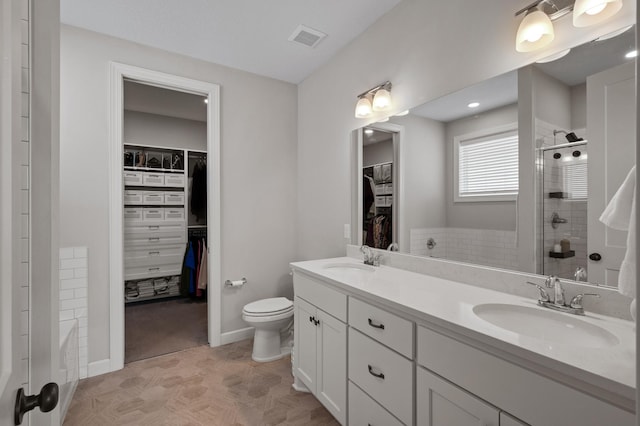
364,129,374,135
625,50,637,59
468,102,480,108
204,98,208,104
395,110,410,116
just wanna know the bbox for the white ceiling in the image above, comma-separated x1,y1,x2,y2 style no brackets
60,0,403,84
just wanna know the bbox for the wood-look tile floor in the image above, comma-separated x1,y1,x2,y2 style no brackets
64,339,339,426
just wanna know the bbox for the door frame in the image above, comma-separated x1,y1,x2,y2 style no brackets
108,62,222,371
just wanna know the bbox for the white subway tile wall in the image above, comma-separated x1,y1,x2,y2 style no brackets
18,1,30,420
59,247,89,379
410,228,518,270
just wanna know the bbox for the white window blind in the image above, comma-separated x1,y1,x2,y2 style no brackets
456,130,518,201
564,161,588,199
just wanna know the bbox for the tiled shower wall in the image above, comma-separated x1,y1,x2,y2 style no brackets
536,119,588,279
59,247,89,379
410,228,518,270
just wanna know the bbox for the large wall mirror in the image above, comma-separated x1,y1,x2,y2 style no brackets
353,25,636,289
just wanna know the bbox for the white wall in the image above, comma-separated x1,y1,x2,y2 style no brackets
363,138,393,167
571,83,587,130
60,25,298,363
445,104,518,231
123,110,207,151
297,0,635,261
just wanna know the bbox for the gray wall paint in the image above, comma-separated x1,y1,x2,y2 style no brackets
363,138,393,167
60,25,298,363
124,110,207,151
296,0,634,261
445,104,518,231
533,66,572,129
571,83,587,130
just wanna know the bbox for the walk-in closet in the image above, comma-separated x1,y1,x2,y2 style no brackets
122,81,209,363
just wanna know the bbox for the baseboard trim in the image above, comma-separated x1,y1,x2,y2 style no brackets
88,359,112,377
220,327,254,345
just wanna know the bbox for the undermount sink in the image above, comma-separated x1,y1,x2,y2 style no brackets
322,263,376,273
472,303,619,348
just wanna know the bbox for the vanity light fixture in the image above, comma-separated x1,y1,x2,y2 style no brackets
354,81,392,118
515,0,623,52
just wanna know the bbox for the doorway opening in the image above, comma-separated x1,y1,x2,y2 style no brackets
109,63,221,372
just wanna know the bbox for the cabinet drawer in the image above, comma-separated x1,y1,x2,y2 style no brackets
142,191,165,205
125,222,185,234
124,262,181,281
164,207,185,221
123,171,143,185
348,328,413,425
143,208,165,221
124,245,184,268
348,381,404,426
124,190,143,205
164,173,185,187
416,326,634,426
142,172,164,186
349,297,413,359
123,207,143,222
164,191,185,205
294,271,347,322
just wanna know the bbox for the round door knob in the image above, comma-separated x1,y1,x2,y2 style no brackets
589,253,602,261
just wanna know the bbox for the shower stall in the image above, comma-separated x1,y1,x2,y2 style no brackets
539,140,588,280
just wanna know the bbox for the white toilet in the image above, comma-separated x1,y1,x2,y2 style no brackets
242,297,294,362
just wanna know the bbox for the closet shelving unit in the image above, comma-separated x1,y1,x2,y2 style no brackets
363,161,393,249
123,144,188,303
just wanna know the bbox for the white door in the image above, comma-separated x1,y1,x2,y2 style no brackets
587,61,636,286
316,310,347,425
416,367,499,426
294,297,317,392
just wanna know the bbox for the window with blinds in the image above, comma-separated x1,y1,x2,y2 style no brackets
455,128,519,202
564,161,588,199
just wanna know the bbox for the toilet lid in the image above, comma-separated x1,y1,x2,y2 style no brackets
243,297,293,315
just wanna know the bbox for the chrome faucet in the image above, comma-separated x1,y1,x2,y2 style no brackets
360,245,381,266
387,242,398,251
527,275,599,315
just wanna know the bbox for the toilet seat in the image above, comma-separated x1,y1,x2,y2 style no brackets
243,297,293,317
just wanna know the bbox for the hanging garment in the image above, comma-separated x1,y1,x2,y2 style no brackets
363,175,375,230
191,161,207,221
198,239,208,290
195,240,203,297
184,242,196,295
373,215,391,249
179,243,191,296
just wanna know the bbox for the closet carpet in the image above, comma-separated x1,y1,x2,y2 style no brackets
125,298,208,363
63,339,339,426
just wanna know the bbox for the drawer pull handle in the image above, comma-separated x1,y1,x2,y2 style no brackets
148,251,160,256
148,237,160,242
368,318,385,330
367,365,385,380
148,225,160,230
148,267,160,271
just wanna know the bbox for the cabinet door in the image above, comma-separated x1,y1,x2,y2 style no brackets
294,297,317,392
500,412,529,426
417,367,499,426
317,310,347,425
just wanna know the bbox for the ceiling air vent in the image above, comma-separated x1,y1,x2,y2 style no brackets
288,25,327,48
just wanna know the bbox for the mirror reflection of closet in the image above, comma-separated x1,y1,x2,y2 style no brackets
122,80,209,363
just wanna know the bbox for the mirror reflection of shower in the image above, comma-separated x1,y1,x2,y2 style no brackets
540,138,588,280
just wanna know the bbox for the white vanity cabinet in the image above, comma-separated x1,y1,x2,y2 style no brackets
293,272,347,425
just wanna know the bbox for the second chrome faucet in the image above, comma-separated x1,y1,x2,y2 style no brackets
527,275,599,315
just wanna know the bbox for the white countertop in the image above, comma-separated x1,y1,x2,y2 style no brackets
290,256,636,404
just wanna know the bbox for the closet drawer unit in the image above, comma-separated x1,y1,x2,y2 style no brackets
349,297,413,359
124,245,184,268
384,183,393,194
375,196,387,207
123,171,143,186
124,262,182,281
123,207,143,222
142,172,165,186
348,381,404,426
164,207,185,221
164,191,185,205
142,191,165,205
164,173,185,187
124,190,143,205
348,328,413,426
143,208,165,221
124,223,186,246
